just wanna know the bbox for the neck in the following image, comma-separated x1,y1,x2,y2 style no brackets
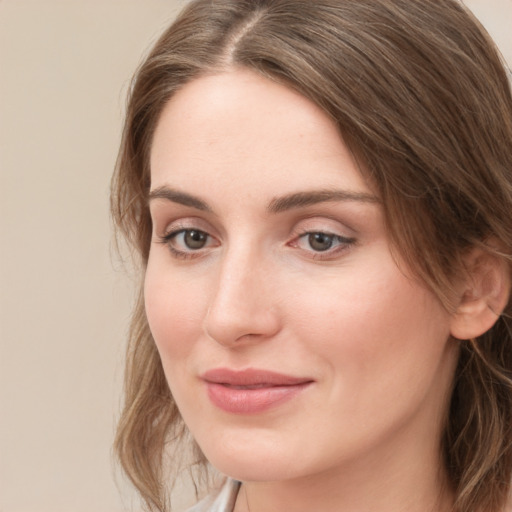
237,464,453,512
235,424,454,512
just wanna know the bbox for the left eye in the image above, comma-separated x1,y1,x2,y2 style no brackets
296,232,354,253
305,232,336,252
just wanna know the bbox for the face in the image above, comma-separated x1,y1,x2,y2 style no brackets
146,69,459,484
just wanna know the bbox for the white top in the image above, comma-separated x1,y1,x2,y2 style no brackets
185,480,241,512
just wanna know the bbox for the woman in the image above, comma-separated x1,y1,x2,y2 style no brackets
111,1,512,511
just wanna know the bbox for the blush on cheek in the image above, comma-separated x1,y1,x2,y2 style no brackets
144,273,207,361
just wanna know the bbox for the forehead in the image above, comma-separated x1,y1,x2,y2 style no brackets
149,69,371,201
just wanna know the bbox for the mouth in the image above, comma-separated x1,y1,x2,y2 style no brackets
201,368,314,414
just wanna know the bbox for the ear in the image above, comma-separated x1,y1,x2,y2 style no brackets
450,246,510,341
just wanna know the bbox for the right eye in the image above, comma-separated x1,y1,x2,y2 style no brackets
160,228,218,259
173,229,209,249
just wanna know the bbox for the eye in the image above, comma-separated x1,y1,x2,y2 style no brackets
159,228,218,259
306,232,336,252
178,229,209,250
292,231,355,257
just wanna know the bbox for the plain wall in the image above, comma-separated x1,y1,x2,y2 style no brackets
0,2,188,511
0,1,510,511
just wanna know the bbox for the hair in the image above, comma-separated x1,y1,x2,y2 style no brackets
111,1,512,511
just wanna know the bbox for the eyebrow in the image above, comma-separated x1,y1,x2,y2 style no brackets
148,186,379,213
267,189,379,213
148,186,212,212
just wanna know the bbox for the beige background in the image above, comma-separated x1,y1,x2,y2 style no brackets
0,1,511,511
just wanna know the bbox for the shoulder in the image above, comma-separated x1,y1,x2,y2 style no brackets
185,479,241,512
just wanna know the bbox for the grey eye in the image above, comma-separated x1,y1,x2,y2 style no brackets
184,230,208,249
308,232,334,252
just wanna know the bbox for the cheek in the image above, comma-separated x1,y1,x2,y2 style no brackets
286,256,452,389
144,258,207,361
280,259,455,459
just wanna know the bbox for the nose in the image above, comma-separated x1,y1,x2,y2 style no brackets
203,248,281,347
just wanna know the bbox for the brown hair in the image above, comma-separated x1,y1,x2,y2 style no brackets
111,1,512,510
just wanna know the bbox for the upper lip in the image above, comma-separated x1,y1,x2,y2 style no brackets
201,368,314,387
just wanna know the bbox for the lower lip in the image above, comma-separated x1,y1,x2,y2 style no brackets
205,382,311,414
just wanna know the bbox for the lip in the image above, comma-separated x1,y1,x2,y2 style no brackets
201,368,314,414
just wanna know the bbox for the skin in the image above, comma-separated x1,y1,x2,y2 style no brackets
145,69,460,512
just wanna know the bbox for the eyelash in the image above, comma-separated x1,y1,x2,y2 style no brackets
157,227,356,261
291,231,356,259
158,228,216,260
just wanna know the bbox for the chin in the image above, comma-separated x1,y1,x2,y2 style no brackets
197,434,305,482
210,457,299,483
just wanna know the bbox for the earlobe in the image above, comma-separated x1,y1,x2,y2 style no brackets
450,247,511,341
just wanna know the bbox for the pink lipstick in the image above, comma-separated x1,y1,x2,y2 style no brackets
201,368,313,414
